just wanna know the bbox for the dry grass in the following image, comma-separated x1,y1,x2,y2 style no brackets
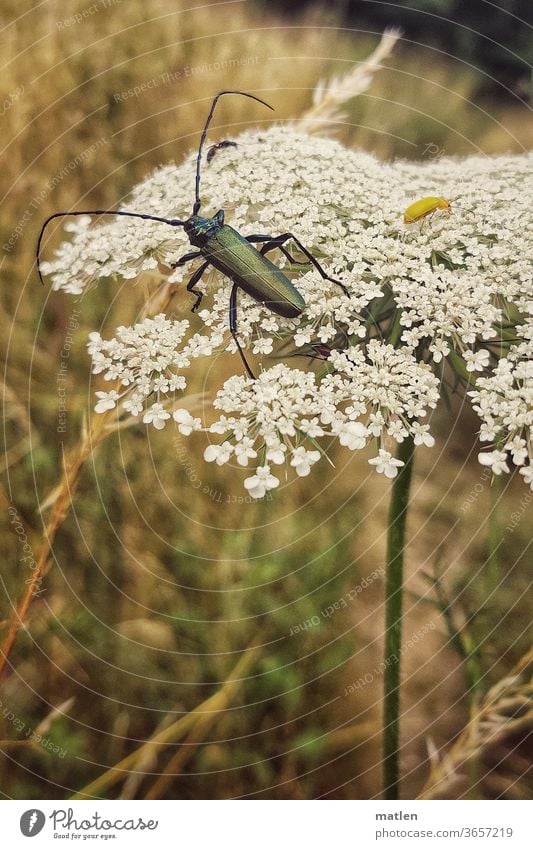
420,648,533,799
1,0,532,800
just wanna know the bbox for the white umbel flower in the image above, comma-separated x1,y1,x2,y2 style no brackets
470,338,532,486
38,126,531,496
89,315,193,420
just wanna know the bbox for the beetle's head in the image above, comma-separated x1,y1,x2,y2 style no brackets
184,210,224,247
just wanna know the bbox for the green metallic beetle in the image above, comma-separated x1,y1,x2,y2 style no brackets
37,91,348,378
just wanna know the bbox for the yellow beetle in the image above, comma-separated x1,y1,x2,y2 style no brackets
403,196,450,224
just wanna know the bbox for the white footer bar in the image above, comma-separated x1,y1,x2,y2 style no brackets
4,799,532,848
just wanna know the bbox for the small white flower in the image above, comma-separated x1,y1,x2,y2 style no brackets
478,450,510,475
506,436,528,466
367,411,386,437
464,348,490,373
290,447,321,477
368,449,405,479
387,419,409,443
87,331,102,355
266,445,287,465
143,403,171,430
429,339,450,363
463,348,490,372
123,396,144,416
168,375,187,392
317,324,336,343
299,417,324,438
94,390,120,413
173,408,201,435
518,465,533,489
244,466,280,499
335,421,367,450
204,443,233,465
234,438,258,467
252,338,274,355
412,423,435,447
209,416,234,435
294,329,312,347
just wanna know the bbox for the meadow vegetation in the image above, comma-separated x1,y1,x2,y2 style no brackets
1,0,531,799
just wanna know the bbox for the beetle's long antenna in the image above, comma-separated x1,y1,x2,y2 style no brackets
193,90,273,216
36,210,186,285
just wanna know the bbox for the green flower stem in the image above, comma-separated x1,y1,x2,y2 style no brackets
447,349,474,384
388,308,403,346
383,435,415,800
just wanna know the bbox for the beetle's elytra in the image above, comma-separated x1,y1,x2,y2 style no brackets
190,214,306,319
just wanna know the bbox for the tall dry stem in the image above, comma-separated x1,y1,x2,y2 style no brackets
0,409,117,681
73,638,261,799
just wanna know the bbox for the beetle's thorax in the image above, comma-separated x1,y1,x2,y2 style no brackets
184,209,225,247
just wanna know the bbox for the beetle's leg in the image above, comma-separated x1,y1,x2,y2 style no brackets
260,241,309,266
229,283,255,380
244,234,271,243
186,260,210,312
421,209,438,234
245,234,308,265
266,233,349,296
170,250,202,269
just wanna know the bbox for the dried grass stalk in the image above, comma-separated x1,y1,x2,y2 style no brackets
297,28,401,135
419,648,533,799
0,407,119,680
72,638,261,799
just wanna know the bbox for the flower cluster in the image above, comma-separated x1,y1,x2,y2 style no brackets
202,364,325,498
193,347,440,495
41,127,532,494
322,342,440,445
470,332,533,487
87,314,219,423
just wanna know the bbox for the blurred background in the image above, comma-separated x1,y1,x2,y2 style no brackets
1,0,532,800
